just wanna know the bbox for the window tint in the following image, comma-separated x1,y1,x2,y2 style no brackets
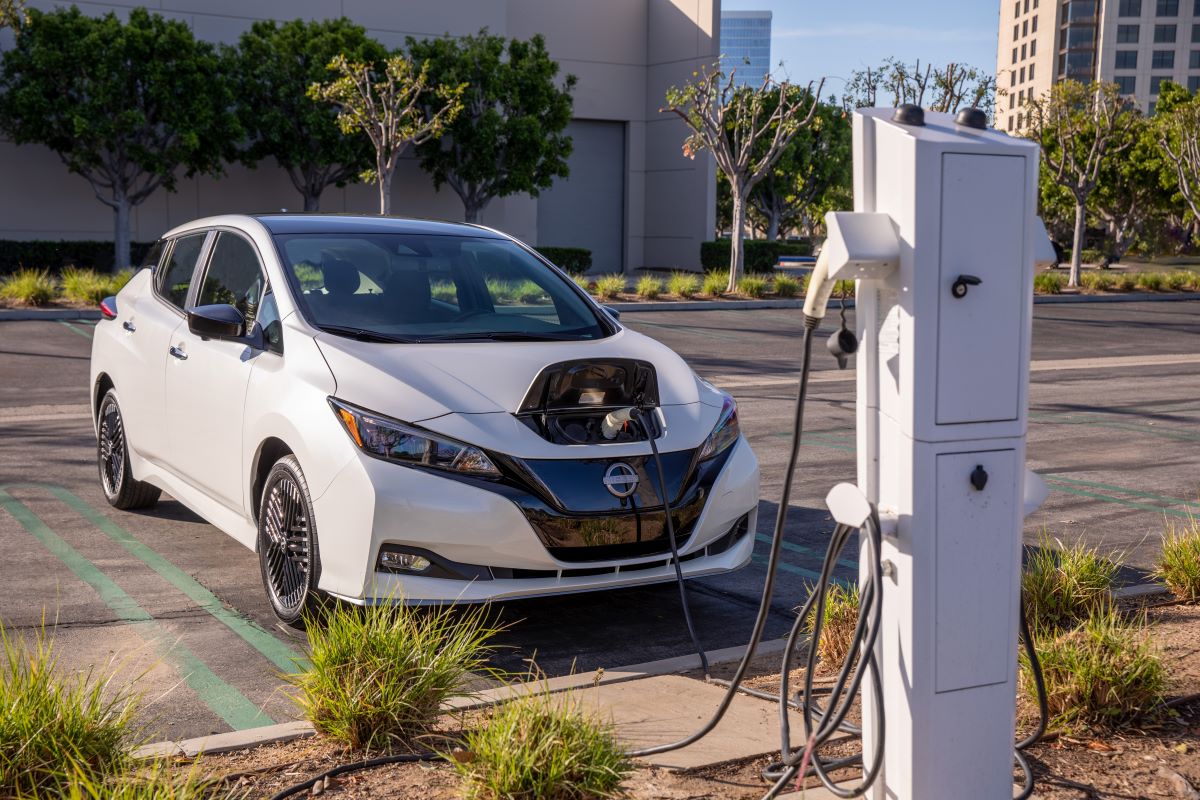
197,232,267,326
140,240,166,271
158,233,207,310
257,291,284,354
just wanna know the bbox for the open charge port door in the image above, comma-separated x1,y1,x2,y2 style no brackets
934,448,1018,694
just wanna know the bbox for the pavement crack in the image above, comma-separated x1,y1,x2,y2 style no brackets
5,607,216,632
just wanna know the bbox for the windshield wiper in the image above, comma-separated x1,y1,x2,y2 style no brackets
415,332,577,343
316,325,417,343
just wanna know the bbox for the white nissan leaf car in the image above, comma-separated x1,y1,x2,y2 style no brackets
89,215,760,625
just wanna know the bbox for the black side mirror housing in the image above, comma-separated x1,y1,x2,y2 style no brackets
603,305,621,320
187,303,245,340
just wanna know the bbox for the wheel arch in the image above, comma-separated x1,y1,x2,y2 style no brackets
93,372,115,422
250,436,295,523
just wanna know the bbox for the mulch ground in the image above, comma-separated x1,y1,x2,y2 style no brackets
185,603,1200,799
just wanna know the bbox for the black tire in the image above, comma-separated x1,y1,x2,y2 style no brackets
257,454,324,628
97,389,161,510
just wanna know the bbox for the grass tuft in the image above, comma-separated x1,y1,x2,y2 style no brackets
1079,271,1116,292
1021,606,1166,732
1033,272,1065,294
701,271,726,297
288,601,502,751
1136,271,1165,291
60,267,134,305
666,271,700,299
0,622,137,797
0,267,57,306
454,685,629,800
570,274,591,293
1154,512,1200,602
592,274,625,301
1022,534,1118,634
62,759,222,800
1116,272,1139,291
1165,271,1196,291
774,274,801,298
738,275,767,298
804,582,860,670
635,275,663,300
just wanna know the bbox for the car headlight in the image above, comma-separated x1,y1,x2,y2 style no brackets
328,398,500,477
698,393,739,460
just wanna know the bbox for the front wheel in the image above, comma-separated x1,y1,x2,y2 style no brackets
257,455,324,628
97,389,161,510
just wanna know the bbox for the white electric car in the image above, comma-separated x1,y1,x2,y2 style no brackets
89,214,760,624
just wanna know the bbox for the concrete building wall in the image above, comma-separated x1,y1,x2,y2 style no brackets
0,0,719,273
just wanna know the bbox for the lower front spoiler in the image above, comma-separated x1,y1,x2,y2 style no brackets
329,518,755,605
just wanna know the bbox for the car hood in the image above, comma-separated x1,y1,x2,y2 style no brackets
314,327,722,423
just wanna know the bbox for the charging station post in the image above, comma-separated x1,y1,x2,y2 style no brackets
841,106,1044,799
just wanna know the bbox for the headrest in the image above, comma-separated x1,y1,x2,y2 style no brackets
321,259,359,296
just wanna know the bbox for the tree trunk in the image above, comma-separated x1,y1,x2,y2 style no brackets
766,210,779,241
303,191,321,213
1069,199,1085,288
113,194,132,272
727,190,748,294
378,166,392,216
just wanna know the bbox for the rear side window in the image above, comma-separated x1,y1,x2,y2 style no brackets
157,233,207,310
197,232,266,326
139,240,166,271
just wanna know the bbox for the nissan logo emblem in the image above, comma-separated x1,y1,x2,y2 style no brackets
603,462,639,498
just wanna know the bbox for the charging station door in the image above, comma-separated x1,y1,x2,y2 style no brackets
935,449,1017,694
936,154,1026,426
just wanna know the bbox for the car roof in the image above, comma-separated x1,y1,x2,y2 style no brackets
160,214,508,240
252,214,506,238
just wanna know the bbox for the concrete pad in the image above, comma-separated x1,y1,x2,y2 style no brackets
579,673,786,770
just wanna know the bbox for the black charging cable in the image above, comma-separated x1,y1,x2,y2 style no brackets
268,752,442,800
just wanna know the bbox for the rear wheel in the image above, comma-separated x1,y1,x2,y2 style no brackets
257,455,324,628
97,389,161,510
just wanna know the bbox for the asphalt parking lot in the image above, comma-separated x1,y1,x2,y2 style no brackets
1,300,1198,741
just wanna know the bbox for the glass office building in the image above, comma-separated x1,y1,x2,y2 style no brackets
721,10,773,86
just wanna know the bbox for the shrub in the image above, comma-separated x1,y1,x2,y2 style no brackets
454,686,629,800
635,275,663,300
1021,607,1166,731
60,267,133,305
774,274,801,298
701,271,726,297
0,240,156,273
1079,271,1116,292
287,601,501,750
738,275,767,298
1116,272,1139,291
0,267,58,306
592,274,625,301
535,247,592,275
1022,534,1118,634
805,582,860,670
0,623,137,797
1033,272,1065,295
699,239,812,273
1136,271,1165,291
667,271,700,299
1165,271,1196,291
570,274,591,292
1154,513,1200,602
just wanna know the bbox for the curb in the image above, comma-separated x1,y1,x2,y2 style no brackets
1113,582,1170,599
0,308,101,320
133,637,790,759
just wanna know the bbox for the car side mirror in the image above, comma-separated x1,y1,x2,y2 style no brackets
603,305,621,320
187,303,245,341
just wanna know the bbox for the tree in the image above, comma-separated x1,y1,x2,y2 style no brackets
0,0,26,30
309,54,464,216
844,58,994,117
233,18,386,212
747,95,851,240
1025,81,1138,287
407,30,576,224
0,7,240,268
663,63,823,292
1091,114,1165,263
1156,81,1200,232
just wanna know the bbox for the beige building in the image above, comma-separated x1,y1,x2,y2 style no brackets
998,0,1200,132
0,0,721,274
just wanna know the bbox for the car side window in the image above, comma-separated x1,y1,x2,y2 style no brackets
139,240,166,272
157,232,207,310
197,232,266,326
257,291,284,355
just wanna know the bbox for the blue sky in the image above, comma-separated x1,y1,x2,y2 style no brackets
722,0,1000,101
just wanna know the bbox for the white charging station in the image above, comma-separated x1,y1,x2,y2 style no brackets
819,106,1050,799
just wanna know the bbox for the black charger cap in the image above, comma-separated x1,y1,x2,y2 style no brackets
955,107,988,130
892,104,925,126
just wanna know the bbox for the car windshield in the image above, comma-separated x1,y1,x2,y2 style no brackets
273,232,610,343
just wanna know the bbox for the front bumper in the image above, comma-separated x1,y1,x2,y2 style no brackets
310,436,760,603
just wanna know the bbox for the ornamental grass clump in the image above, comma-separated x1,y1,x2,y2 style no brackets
738,275,766,298
1116,272,1138,291
454,686,629,800
61,759,220,800
773,274,801,298
804,582,860,670
1154,512,1200,602
1021,606,1166,732
60,267,136,305
0,267,57,306
635,275,663,300
1022,534,1118,634
289,601,502,750
592,274,625,301
701,270,726,297
0,622,137,797
667,271,700,298
1137,271,1165,291
1033,272,1065,294
1165,271,1196,291
1079,271,1116,292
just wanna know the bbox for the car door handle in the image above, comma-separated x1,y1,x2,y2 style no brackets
169,345,188,361
122,320,136,333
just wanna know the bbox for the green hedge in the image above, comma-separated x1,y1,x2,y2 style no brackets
700,239,813,273
535,247,592,274
0,240,156,273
